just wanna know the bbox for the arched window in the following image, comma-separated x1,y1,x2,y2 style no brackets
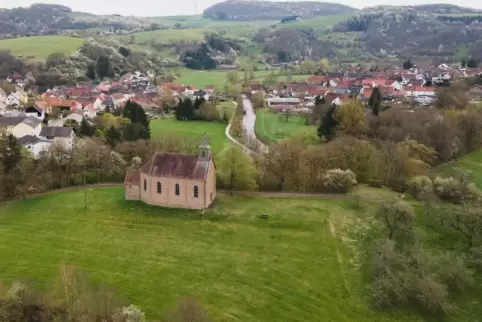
175,184,180,196
143,179,147,191
157,182,162,194
194,185,199,198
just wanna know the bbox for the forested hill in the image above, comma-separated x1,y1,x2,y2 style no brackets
203,0,357,21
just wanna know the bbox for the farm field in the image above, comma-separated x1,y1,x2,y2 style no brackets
0,36,86,60
174,70,309,88
435,149,482,188
150,117,230,155
255,108,314,144
117,28,207,45
0,186,426,322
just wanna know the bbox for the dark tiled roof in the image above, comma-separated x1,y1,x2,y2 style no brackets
140,153,211,180
0,116,40,128
39,126,73,138
16,135,50,146
0,116,25,126
124,168,140,185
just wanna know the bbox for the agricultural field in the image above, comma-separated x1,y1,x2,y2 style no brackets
174,69,308,88
255,108,315,144
117,28,208,46
434,149,482,188
150,116,230,155
282,13,354,35
0,36,86,60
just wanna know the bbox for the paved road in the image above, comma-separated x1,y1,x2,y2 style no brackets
242,96,266,152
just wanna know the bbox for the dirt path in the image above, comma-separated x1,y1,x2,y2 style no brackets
328,217,350,297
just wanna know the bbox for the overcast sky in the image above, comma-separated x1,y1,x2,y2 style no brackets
1,0,481,16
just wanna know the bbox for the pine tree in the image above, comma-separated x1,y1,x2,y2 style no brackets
86,64,96,80
368,87,382,116
105,126,122,147
317,106,338,141
80,118,95,137
122,100,150,139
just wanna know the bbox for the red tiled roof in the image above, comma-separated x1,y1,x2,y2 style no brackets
307,86,328,96
140,153,211,180
34,100,48,111
362,87,373,98
45,98,74,107
124,168,140,185
307,75,328,83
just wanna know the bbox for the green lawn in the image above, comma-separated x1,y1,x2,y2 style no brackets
0,187,424,321
435,149,482,189
255,108,314,144
150,117,230,155
0,36,86,60
175,70,308,89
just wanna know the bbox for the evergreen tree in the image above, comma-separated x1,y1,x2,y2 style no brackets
467,59,478,68
96,56,112,79
0,133,22,172
86,64,96,80
317,105,338,141
462,59,467,68
368,87,382,116
105,126,122,147
122,100,150,139
79,118,96,137
174,98,195,121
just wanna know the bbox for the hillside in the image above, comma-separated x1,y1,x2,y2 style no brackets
332,7,482,58
203,0,357,21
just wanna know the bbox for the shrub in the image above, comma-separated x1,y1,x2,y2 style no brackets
322,169,357,193
433,176,480,204
120,304,145,322
408,176,433,200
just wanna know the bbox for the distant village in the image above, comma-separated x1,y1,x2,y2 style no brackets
1,63,482,159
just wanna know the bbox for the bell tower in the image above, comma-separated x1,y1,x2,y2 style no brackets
198,134,211,161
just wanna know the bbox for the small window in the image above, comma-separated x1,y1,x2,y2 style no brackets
175,184,180,196
143,179,147,191
157,182,162,194
194,186,199,198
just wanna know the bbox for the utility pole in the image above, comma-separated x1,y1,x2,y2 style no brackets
84,153,87,209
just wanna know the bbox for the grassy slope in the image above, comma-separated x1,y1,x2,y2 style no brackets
118,28,208,45
434,150,482,188
0,36,85,60
0,187,423,322
255,108,314,144
150,117,229,155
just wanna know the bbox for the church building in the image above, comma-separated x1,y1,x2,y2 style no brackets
124,136,216,209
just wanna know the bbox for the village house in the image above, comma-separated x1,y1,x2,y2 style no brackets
16,135,53,159
0,115,42,138
4,90,28,106
39,126,75,150
25,101,49,120
124,136,216,210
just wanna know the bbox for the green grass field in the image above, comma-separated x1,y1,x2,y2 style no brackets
435,149,482,189
0,186,425,321
255,109,314,144
175,70,309,88
150,117,230,155
118,28,207,45
0,36,86,60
